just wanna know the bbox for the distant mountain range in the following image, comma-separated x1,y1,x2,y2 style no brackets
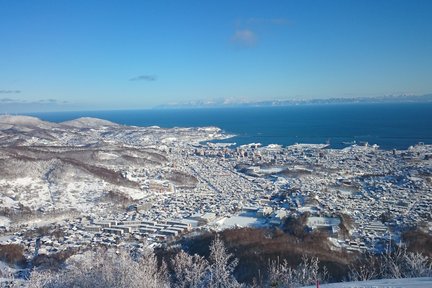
158,93,432,108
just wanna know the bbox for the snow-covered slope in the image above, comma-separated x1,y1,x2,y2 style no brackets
61,117,119,128
0,115,58,129
0,115,221,217
303,277,432,288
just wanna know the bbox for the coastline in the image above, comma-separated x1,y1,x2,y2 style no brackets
25,103,432,150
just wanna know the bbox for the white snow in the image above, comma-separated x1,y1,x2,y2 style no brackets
0,115,56,128
61,117,118,128
0,217,10,227
214,215,264,229
96,152,119,160
302,277,432,288
116,186,146,201
259,167,285,174
161,137,177,143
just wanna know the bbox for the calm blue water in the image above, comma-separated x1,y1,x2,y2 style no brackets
28,103,432,150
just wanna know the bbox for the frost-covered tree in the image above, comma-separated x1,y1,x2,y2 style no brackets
27,248,168,288
349,246,432,281
268,255,327,288
379,245,407,279
208,235,240,288
171,250,209,288
348,253,379,281
27,270,57,288
403,252,432,278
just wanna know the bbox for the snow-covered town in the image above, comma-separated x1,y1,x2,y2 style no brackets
0,115,430,265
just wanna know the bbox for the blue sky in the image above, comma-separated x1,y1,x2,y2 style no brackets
1,0,431,112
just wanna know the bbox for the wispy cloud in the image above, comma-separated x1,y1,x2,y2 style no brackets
0,98,16,103
230,17,291,48
231,29,257,47
245,17,292,26
129,75,157,82
0,90,21,94
37,98,69,104
0,98,66,104
0,98,70,113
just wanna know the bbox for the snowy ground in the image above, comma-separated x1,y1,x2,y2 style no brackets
302,277,432,288
0,217,10,228
214,215,266,230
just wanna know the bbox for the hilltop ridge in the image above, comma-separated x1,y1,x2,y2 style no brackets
61,117,120,128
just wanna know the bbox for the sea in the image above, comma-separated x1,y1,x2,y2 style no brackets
28,103,432,150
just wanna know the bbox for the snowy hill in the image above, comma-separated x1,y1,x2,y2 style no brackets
0,115,221,216
0,115,58,129
61,117,119,128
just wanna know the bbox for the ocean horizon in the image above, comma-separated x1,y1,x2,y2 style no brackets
27,103,432,150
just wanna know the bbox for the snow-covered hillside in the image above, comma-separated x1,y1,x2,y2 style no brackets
0,115,225,218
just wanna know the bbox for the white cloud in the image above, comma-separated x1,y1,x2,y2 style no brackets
129,75,157,81
231,29,257,47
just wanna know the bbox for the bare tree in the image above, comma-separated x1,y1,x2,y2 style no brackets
349,246,432,281
403,252,432,278
379,246,406,279
348,253,379,281
171,250,209,288
27,248,169,288
268,257,294,287
208,235,240,288
295,255,324,285
268,255,327,288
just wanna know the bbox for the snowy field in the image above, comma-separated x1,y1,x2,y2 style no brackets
214,215,266,230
